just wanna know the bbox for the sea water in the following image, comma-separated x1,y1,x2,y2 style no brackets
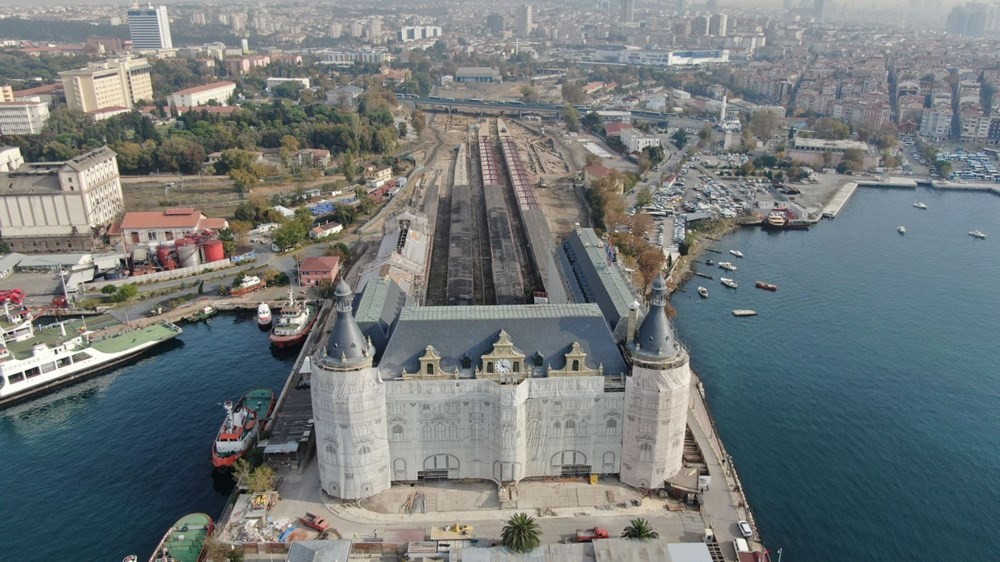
0,314,294,560
672,186,1000,560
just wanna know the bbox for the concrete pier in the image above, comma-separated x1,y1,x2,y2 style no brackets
821,182,858,219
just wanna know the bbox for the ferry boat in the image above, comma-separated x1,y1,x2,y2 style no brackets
969,230,987,239
0,319,182,409
913,202,928,209
257,303,272,327
698,286,709,298
718,261,737,271
268,288,317,349
147,512,214,562
897,226,907,234
765,211,787,228
730,250,744,258
732,309,758,317
755,281,778,291
211,387,275,469
720,277,738,289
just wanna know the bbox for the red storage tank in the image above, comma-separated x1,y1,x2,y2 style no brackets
203,239,225,262
156,246,172,265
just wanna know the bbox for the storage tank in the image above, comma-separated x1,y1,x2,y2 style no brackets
177,242,201,268
156,246,172,265
202,239,225,262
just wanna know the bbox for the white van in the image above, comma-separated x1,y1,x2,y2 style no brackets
734,538,750,553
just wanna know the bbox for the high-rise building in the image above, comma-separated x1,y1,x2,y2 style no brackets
708,0,720,12
621,0,635,24
709,13,728,36
127,4,172,50
814,0,826,20
59,57,153,114
487,14,505,36
692,15,710,36
946,2,999,37
516,4,533,37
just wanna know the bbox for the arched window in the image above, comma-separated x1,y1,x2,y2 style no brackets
422,425,433,440
449,425,458,439
486,361,494,373
462,356,472,369
565,420,576,436
553,421,561,435
325,444,337,455
358,445,372,463
435,423,446,439
472,422,484,439
513,362,520,373
572,359,580,371
391,425,404,441
606,419,618,435
639,442,653,462
426,363,434,375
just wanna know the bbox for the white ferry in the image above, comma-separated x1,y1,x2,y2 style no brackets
0,316,182,408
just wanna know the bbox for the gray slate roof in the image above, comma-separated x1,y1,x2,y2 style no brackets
354,275,406,354
631,275,681,361
560,228,636,338
378,303,628,376
322,279,373,368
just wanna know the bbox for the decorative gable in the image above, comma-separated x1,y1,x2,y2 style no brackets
402,345,458,380
548,341,603,377
476,329,527,383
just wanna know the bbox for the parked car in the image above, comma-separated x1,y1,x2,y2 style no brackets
738,520,753,538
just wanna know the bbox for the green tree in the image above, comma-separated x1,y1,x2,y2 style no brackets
749,110,782,139
636,186,653,207
501,513,541,553
246,464,275,494
812,118,850,140
520,85,539,103
410,110,426,135
621,518,660,541
110,283,139,302
563,104,580,132
671,129,688,148
230,168,259,194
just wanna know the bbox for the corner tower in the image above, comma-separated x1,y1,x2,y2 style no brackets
311,279,390,500
620,275,691,489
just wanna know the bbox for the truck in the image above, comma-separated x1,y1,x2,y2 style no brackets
299,512,329,532
575,527,610,542
230,275,266,297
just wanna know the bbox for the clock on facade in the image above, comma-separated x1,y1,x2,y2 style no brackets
495,359,513,374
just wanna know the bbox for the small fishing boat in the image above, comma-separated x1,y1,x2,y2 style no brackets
897,226,906,234
720,277,738,289
969,230,986,239
755,281,778,291
730,250,744,258
698,286,709,298
913,202,927,209
257,302,272,327
732,309,758,317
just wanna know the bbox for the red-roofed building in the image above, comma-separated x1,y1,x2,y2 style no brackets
299,256,340,287
604,122,633,138
120,208,228,249
583,164,624,194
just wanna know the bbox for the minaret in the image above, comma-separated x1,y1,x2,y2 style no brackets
311,279,390,500
620,275,691,489
720,94,728,123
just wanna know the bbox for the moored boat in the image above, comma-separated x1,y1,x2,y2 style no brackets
268,288,317,349
0,320,182,409
718,261,737,271
148,512,214,562
257,303,272,327
730,250,744,258
698,286,709,298
706,259,715,266
211,387,275,469
184,306,217,323
755,281,778,291
913,202,927,209
897,226,906,234
969,230,987,239
720,277,738,289
732,309,758,317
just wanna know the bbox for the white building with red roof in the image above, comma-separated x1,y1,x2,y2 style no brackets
168,81,236,108
118,208,228,249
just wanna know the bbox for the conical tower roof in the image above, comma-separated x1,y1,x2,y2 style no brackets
630,274,680,361
322,279,373,369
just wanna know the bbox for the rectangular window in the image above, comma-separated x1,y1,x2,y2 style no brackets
146,231,157,241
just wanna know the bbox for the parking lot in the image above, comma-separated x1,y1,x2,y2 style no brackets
0,270,67,304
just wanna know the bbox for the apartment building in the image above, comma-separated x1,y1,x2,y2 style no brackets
59,57,153,114
127,4,173,50
168,81,236,107
0,99,50,135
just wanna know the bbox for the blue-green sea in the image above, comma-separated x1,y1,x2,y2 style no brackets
0,315,293,561
672,186,1000,560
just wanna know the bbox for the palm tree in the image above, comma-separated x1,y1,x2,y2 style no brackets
501,512,542,553
621,518,659,541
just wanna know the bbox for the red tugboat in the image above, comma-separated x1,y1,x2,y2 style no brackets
268,288,317,349
755,281,778,291
211,388,275,469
